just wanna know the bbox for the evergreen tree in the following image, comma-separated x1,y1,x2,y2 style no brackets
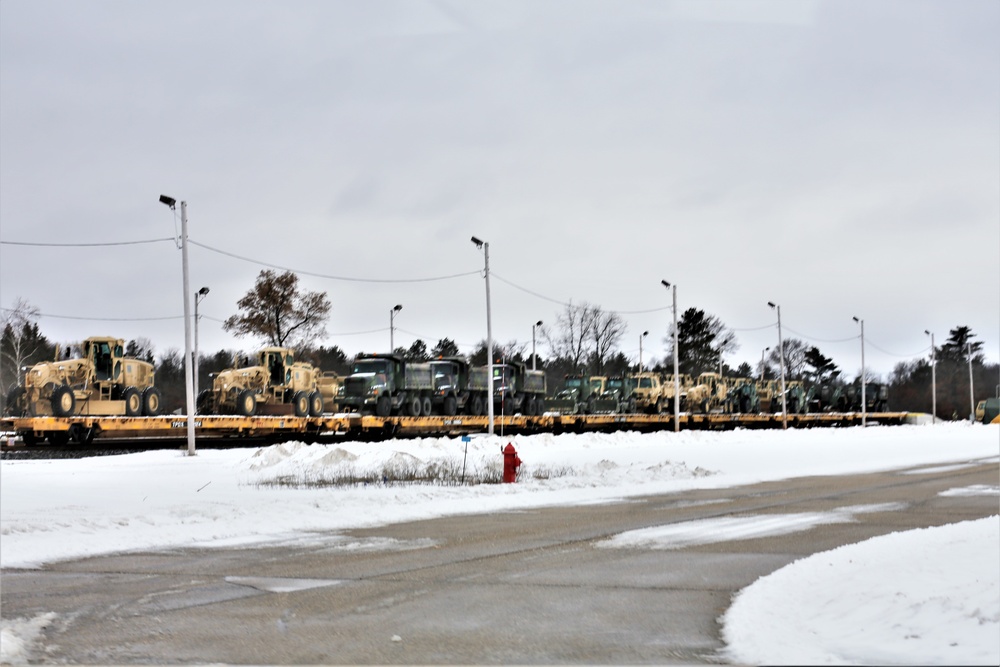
670,308,738,376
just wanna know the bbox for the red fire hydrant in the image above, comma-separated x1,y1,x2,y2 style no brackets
502,443,521,483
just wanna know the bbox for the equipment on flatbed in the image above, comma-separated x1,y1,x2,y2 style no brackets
493,361,547,416
339,353,434,416
200,347,325,417
546,374,603,415
10,336,160,421
592,375,636,413
429,357,472,416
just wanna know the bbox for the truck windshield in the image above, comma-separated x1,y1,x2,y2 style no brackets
353,359,390,375
638,377,653,388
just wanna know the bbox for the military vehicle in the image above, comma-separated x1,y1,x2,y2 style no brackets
200,347,325,417
429,356,472,416
491,361,547,416
687,372,731,413
725,379,759,413
630,372,669,414
546,374,604,415
10,336,160,421
339,353,433,416
592,375,637,413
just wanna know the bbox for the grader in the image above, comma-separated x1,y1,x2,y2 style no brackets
200,347,326,416
9,336,160,419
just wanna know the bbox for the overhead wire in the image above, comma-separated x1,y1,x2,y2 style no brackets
0,238,175,247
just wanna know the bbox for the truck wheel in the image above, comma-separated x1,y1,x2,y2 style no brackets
309,391,324,417
443,395,457,416
375,395,391,417
421,396,433,416
50,385,75,417
293,391,310,417
123,387,142,417
142,387,162,416
524,396,536,416
627,398,637,414
407,396,422,417
237,389,256,416
586,397,595,415
470,395,484,416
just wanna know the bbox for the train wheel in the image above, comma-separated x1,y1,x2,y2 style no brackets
142,386,162,416
237,389,256,416
123,387,142,417
50,384,75,417
309,391,324,417
48,431,70,446
293,391,309,417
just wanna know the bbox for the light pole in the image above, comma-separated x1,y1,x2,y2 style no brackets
662,280,679,432
532,320,543,371
760,347,770,381
390,304,402,352
967,342,975,423
768,301,787,429
853,316,865,427
194,286,210,398
639,331,649,372
159,195,196,456
472,236,494,435
924,330,936,424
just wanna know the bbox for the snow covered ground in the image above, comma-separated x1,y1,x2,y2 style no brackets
1,421,998,665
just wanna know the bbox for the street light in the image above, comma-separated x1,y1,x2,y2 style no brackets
662,280,679,432
194,286,210,398
639,331,649,373
532,320,543,371
471,236,494,435
967,342,975,423
925,330,936,424
159,194,196,456
390,304,402,352
760,347,770,381
853,316,865,427
768,301,787,429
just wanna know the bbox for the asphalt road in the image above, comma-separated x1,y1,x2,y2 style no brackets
2,457,997,665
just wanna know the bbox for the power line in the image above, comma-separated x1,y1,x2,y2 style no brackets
492,272,669,315
189,239,481,283
0,237,175,247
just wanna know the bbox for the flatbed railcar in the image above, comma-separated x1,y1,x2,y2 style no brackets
1,411,913,449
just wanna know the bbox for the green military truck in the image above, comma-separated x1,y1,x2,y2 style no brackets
546,374,606,415
429,356,473,416
488,361,547,416
339,353,434,417
592,375,636,413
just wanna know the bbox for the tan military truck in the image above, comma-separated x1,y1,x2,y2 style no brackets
630,371,676,414
11,336,160,418
200,347,325,417
686,372,731,413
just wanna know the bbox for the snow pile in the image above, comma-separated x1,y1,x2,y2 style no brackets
721,516,1000,666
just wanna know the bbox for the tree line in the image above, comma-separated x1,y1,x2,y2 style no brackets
3,271,996,420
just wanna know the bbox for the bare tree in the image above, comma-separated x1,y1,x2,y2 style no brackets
223,270,331,349
1,298,53,393
589,308,626,374
544,301,598,373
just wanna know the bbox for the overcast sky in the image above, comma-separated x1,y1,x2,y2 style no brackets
1,0,997,378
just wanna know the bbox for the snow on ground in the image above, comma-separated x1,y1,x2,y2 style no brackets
1,421,998,665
